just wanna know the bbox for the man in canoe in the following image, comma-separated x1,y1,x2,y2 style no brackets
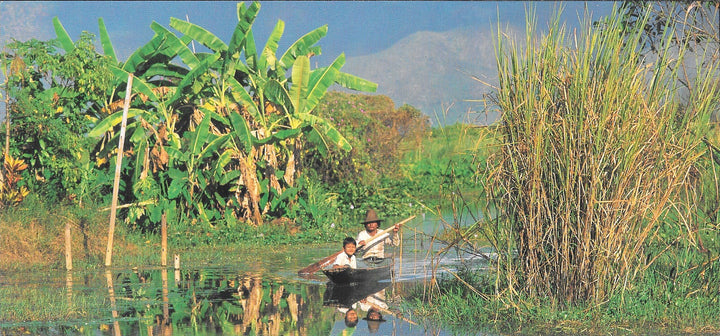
356,209,400,261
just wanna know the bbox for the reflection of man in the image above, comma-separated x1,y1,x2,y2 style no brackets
363,306,386,333
358,289,388,334
358,289,388,311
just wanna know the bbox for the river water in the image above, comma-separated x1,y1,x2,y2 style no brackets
0,213,493,336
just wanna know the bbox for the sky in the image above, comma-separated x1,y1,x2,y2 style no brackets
1,1,617,123
1,1,615,65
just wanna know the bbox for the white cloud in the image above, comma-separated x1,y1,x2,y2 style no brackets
0,2,54,47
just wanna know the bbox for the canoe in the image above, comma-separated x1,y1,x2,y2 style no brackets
322,258,393,284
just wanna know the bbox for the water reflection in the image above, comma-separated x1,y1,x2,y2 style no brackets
1,266,461,335
1,213,490,335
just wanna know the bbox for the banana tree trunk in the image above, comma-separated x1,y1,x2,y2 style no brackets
236,149,263,226
262,143,282,214
283,140,301,188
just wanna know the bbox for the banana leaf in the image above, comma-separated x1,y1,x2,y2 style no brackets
229,1,259,56
124,34,168,73
110,66,159,102
289,55,310,114
304,53,344,112
88,108,143,138
169,17,228,53
243,28,258,71
167,52,221,106
229,111,254,153
263,79,291,114
279,25,328,71
227,76,262,123
150,22,200,69
142,63,188,81
52,17,74,52
333,72,378,92
258,20,284,71
297,113,352,151
98,18,117,63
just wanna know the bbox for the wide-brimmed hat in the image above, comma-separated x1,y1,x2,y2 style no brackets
361,209,384,225
363,308,386,333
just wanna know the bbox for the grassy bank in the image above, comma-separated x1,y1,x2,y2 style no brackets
0,195,351,272
408,266,720,335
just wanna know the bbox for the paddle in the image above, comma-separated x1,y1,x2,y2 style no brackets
297,215,416,275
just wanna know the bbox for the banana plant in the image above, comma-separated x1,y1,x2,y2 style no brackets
54,1,377,228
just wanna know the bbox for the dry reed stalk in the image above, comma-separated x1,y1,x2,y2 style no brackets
482,4,720,305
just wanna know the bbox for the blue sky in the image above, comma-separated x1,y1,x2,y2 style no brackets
2,1,616,64
1,1,617,123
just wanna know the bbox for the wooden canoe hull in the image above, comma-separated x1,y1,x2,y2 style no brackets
322,259,392,284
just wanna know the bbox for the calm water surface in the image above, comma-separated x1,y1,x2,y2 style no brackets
0,213,492,336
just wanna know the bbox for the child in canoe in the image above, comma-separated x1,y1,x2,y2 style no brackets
332,237,357,269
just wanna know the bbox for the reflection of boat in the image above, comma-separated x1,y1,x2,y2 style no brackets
323,280,390,308
322,258,393,285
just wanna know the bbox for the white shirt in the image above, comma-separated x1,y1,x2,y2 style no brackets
358,289,388,311
333,252,357,269
356,230,398,259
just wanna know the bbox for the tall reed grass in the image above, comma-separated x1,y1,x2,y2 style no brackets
480,4,720,305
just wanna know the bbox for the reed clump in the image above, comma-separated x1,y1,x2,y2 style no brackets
482,4,720,306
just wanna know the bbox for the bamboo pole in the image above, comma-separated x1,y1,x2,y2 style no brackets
4,63,11,162
1,74,9,186
105,269,121,336
105,74,133,267
174,254,180,284
161,268,170,323
161,212,167,267
66,271,73,305
65,220,72,270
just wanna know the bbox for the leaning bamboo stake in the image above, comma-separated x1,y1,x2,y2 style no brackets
4,63,11,163
65,220,72,270
105,269,121,336
161,268,170,323
105,74,134,267
161,212,167,267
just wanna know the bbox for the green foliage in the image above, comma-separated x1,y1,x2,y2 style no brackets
402,123,489,195
410,262,720,334
42,1,378,232
0,154,30,208
307,91,430,184
1,33,115,203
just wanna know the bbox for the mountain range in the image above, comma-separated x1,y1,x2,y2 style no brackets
342,26,510,125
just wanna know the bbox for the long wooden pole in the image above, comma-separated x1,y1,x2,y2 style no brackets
297,215,415,275
64,220,72,270
4,61,11,161
161,212,167,266
105,74,133,267
105,269,121,336
2,73,10,186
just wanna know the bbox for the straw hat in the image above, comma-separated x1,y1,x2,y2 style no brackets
363,308,386,333
361,209,384,225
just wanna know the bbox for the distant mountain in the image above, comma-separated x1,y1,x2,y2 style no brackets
342,26,505,125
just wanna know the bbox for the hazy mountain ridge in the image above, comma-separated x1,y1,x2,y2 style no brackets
343,26,503,125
